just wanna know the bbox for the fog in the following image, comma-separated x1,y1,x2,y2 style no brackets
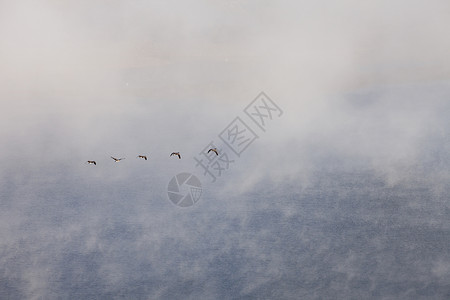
0,0,449,299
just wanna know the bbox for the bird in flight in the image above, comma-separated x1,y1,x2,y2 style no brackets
170,152,181,159
137,155,148,160
87,160,97,165
208,148,219,156
111,156,125,162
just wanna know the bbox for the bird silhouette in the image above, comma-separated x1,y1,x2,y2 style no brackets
111,156,125,162
137,155,148,160
87,160,96,165
207,148,219,156
170,152,181,159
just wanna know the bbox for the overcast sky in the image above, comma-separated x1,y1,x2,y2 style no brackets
0,0,449,299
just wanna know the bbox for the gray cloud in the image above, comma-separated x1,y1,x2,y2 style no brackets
0,0,449,299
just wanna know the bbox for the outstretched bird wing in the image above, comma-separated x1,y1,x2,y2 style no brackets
208,149,218,155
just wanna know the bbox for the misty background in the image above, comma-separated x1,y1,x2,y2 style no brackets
0,0,449,299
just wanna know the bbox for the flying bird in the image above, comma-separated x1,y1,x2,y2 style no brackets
87,160,96,165
137,155,148,160
208,148,219,156
111,156,125,162
170,152,181,159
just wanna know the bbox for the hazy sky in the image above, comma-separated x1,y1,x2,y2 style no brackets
0,0,449,299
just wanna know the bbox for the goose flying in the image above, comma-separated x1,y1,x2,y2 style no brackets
170,152,181,159
207,148,219,156
111,156,125,162
87,160,97,165
137,155,148,160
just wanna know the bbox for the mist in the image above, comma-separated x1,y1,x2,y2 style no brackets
0,0,449,299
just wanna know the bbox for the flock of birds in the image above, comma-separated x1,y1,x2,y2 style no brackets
86,148,219,165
